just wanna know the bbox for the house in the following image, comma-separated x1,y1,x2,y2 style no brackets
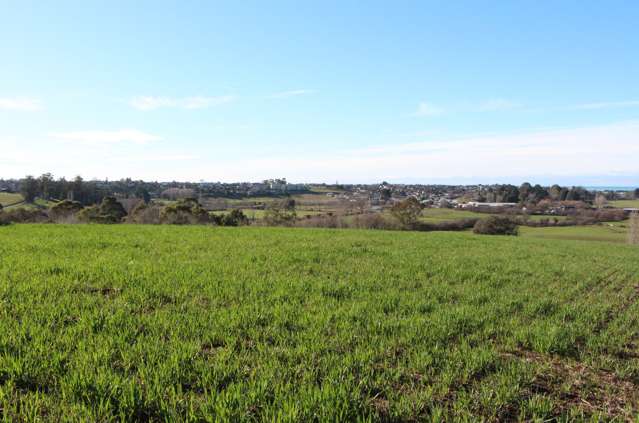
461,202,517,209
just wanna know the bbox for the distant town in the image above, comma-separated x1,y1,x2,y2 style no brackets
1,174,638,214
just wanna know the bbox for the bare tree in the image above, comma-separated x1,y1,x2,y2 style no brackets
353,196,370,214
594,193,607,209
629,212,639,245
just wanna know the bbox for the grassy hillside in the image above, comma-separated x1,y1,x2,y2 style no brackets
0,225,638,421
611,199,639,209
521,221,630,244
0,192,23,206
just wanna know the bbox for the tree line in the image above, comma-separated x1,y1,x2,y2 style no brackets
475,183,631,204
5,174,178,205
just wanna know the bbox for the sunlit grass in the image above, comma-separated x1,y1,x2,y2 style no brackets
0,224,637,420
610,200,639,209
520,221,630,243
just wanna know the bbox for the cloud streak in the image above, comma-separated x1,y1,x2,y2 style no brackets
413,102,444,117
199,121,639,183
268,89,316,99
571,100,639,110
130,95,235,111
49,129,162,145
0,97,43,111
476,98,521,112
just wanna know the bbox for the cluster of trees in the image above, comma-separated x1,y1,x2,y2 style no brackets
264,199,297,226
124,199,250,226
1,196,252,227
48,197,129,223
15,174,152,205
477,183,597,204
2,174,314,207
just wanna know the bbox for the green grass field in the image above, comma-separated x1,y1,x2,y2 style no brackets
0,192,23,206
521,222,630,244
417,209,568,224
419,208,484,222
0,225,638,421
610,200,639,209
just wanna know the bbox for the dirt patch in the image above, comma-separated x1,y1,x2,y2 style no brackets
199,339,226,357
502,349,639,421
84,286,122,297
372,397,390,418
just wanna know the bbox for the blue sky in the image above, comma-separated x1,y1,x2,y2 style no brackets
1,1,638,184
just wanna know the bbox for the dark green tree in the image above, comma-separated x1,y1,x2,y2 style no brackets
390,197,424,229
20,175,39,203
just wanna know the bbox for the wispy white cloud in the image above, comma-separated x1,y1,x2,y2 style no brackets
196,121,639,182
130,95,235,111
476,98,521,112
130,97,174,110
413,102,444,117
412,99,521,117
49,129,162,145
268,89,316,99
572,100,639,110
114,154,198,162
0,97,43,111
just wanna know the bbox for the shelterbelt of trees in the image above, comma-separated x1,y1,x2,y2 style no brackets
1,174,637,208
0,174,309,206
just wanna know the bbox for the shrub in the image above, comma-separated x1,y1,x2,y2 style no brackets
221,209,249,226
99,197,127,223
264,199,297,226
351,213,398,230
473,216,519,236
76,205,100,223
390,198,423,229
127,202,162,224
160,198,209,225
77,197,127,223
209,213,224,226
593,209,626,222
418,218,479,232
48,200,84,223
0,207,48,224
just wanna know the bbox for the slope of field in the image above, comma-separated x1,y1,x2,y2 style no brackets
520,221,630,244
0,192,23,207
611,199,639,209
0,225,638,421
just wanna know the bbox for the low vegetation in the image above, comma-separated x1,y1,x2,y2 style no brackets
264,198,297,226
0,225,638,420
390,197,424,229
159,198,209,225
48,200,84,223
77,197,128,224
473,216,519,236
